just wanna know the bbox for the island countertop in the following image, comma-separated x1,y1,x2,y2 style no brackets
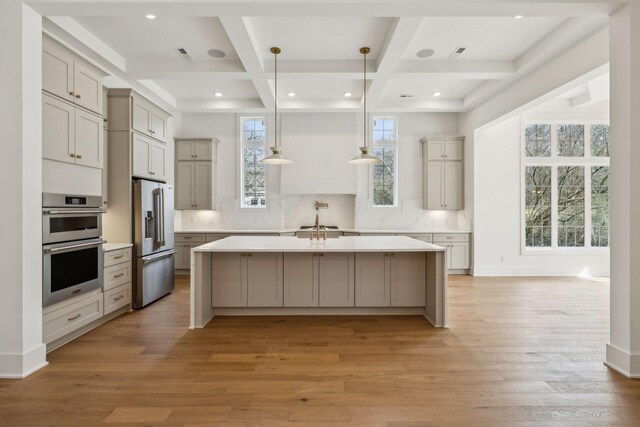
192,235,446,253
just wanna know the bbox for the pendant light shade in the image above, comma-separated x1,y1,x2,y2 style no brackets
349,47,381,165
261,47,292,165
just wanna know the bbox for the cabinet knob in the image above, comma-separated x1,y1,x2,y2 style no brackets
76,154,82,159
392,253,396,257
320,253,324,257
70,153,76,158
248,254,252,257
69,91,74,96
75,94,81,99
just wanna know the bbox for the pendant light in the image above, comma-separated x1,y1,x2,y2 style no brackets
260,47,292,165
349,47,381,165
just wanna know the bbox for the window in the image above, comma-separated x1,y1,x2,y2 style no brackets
240,117,267,208
371,117,397,207
522,122,610,250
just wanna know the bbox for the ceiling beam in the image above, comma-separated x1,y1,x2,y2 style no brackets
367,17,423,108
177,98,265,112
219,16,274,110
127,59,247,80
396,60,515,80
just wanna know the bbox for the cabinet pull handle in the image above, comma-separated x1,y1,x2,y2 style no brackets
76,154,82,159
70,153,76,158
69,91,74,96
113,254,125,259
113,295,125,301
75,94,81,99
113,273,125,278
67,313,81,321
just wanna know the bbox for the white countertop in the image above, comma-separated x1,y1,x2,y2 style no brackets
176,229,470,234
103,242,133,252
193,236,445,253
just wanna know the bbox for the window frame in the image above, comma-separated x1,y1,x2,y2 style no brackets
520,118,610,255
369,115,399,209
238,115,269,210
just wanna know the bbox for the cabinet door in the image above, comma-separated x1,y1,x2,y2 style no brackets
212,253,246,307
150,109,167,142
175,162,195,209
444,139,463,161
319,253,354,307
425,161,445,209
449,242,470,269
42,94,74,164
247,253,283,307
283,253,318,307
193,140,212,160
132,133,151,179
176,141,194,161
102,128,108,208
390,253,425,307
73,62,103,114
149,142,166,181
355,253,390,307
74,109,103,168
426,139,445,160
132,97,152,136
193,162,212,209
443,162,463,209
42,46,74,103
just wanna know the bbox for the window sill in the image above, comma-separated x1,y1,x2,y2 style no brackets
522,247,610,256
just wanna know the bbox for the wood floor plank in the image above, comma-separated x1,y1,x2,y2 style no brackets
1,274,640,425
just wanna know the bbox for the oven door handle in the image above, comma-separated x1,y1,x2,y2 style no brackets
44,239,106,254
142,249,177,264
43,209,106,215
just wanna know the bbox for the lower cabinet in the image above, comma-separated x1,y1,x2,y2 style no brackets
104,283,131,315
43,293,104,344
283,252,354,307
355,252,425,307
433,234,470,270
212,252,283,307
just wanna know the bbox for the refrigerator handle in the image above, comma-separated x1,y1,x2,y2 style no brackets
153,189,162,245
159,188,166,245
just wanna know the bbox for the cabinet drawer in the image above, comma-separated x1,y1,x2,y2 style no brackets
433,233,469,242
104,248,132,267
104,283,132,315
104,262,132,291
175,233,206,243
43,293,103,344
206,233,232,242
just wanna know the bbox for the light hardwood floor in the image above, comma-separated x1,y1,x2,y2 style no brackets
2,275,640,426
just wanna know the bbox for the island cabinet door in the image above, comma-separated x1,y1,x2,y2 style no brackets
212,253,247,307
319,253,354,307
390,253,426,307
247,253,283,307
283,253,318,307
355,253,391,307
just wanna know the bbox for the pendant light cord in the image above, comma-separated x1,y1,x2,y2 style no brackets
274,48,278,149
363,49,367,150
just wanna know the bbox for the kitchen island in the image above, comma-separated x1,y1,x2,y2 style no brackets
190,236,447,328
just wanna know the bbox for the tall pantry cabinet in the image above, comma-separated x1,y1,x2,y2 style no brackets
174,138,218,210
421,137,464,210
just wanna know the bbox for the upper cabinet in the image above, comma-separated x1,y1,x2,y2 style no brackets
42,35,106,115
421,137,464,210
174,138,218,210
108,89,171,144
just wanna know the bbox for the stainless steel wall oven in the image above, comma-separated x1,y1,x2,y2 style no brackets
42,193,105,307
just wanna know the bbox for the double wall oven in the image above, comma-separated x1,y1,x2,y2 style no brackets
42,193,105,307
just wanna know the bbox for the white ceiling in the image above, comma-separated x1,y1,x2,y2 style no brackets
42,1,614,114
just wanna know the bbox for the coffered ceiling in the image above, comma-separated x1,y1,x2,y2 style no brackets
36,0,617,114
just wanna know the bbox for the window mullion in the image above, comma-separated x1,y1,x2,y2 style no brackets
551,165,558,248
585,165,592,249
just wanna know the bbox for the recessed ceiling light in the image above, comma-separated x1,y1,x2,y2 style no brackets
416,48,435,59
287,92,296,97
344,92,352,97
214,92,222,97
433,92,441,97
145,14,156,20
514,15,523,19
207,49,226,59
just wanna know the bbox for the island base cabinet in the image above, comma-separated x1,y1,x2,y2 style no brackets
247,253,283,307
284,253,318,307
356,252,426,307
212,252,283,307
319,253,354,307
355,253,390,307
390,253,425,307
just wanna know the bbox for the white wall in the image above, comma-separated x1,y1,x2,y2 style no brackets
474,109,609,276
178,111,464,231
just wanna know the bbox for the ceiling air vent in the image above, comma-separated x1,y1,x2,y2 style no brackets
399,94,414,98
447,46,466,60
176,47,192,59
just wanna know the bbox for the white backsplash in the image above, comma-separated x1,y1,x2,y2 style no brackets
283,195,355,229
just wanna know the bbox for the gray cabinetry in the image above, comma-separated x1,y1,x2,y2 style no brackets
175,138,218,210
421,137,464,210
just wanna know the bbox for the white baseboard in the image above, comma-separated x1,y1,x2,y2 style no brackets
0,343,48,378
605,343,640,378
473,265,610,277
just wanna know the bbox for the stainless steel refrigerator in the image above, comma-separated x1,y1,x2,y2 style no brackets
133,179,176,308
